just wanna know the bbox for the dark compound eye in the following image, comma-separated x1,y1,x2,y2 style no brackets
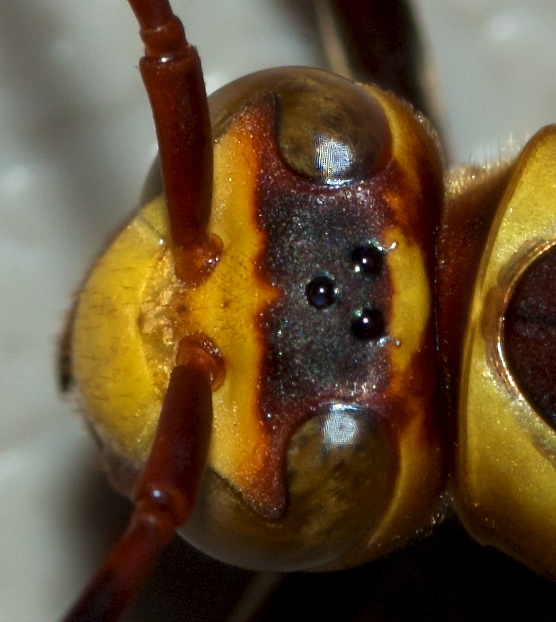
305,275,338,309
351,244,384,276
351,308,386,340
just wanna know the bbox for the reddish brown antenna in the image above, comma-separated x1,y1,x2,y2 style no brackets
64,363,214,622
129,0,220,284
63,1,220,619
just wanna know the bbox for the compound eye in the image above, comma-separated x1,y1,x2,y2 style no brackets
351,244,385,276
209,68,392,186
305,274,338,309
351,308,386,340
277,74,392,185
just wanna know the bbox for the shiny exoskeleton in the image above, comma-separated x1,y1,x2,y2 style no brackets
63,1,556,620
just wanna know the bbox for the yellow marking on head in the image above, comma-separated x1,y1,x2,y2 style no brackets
72,110,279,494
383,227,430,372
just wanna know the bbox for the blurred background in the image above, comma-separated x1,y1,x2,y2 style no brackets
1,0,555,620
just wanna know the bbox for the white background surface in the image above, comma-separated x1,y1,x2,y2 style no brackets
0,0,555,620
